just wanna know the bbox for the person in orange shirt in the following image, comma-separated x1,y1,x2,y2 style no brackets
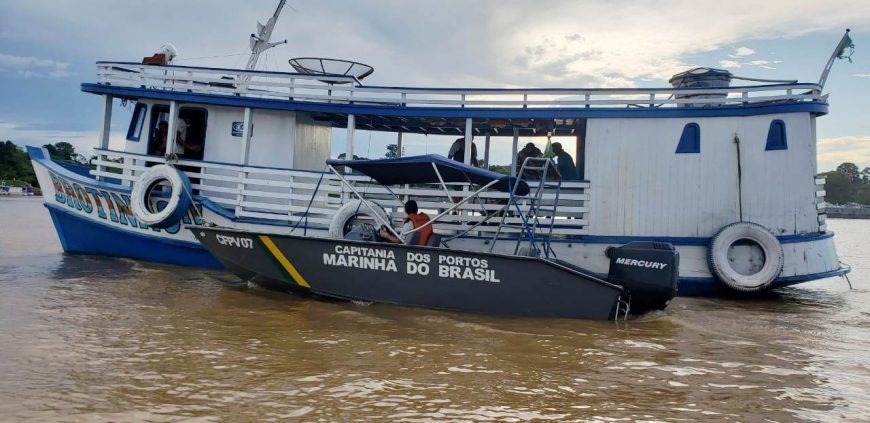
378,200,433,246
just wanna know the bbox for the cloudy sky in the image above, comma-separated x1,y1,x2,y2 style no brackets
0,0,868,170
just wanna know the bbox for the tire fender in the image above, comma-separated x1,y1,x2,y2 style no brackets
130,164,193,229
329,200,391,239
708,222,784,292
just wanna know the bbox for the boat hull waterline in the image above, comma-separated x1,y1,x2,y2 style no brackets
192,227,634,320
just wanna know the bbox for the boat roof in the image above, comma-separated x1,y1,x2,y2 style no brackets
327,154,530,195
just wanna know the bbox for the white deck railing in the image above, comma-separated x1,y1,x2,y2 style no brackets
91,149,590,236
96,62,824,109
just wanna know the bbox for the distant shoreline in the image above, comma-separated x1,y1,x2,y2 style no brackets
827,206,870,219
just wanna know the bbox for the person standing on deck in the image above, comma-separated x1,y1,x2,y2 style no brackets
551,142,578,180
516,142,543,179
378,200,433,246
448,138,479,167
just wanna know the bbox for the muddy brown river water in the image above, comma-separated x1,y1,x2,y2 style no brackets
1,197,869,422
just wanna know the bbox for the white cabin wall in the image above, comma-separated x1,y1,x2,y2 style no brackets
247,110,295,168
736,113,818,234
585,113,820,237
201,105,245,164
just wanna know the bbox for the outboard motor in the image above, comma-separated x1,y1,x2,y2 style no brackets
606,242,679,313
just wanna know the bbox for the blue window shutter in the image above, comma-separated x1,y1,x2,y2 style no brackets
675,123,700,154
126,103,147,142
765,119,788,151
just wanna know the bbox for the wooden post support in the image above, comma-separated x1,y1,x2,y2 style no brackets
165,100,179,156
96,95,113,181
484,132,491,169
510,127,519,176
236,107,254,216
240,107,253,164
464,118,473,165
346,114,356,161
98,95,113,150
397,131,404,157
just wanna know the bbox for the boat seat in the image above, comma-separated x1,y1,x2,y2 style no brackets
407,232,421,246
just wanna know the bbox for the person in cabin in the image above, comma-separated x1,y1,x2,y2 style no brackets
516,142,543,179
150,119,201,157
150,121,170,156
173,119,203,157
448,138,479,167
551,142,578,180
378,200,433,246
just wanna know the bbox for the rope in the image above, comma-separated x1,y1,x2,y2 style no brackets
163,160,207,227
289,169,327,235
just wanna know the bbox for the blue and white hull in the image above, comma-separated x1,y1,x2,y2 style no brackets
29,146,222,268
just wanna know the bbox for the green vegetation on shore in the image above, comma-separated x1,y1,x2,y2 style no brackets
0,141,81,187
820,163,870,205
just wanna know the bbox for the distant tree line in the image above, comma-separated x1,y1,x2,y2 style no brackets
820,162,870,205
0,141,83,187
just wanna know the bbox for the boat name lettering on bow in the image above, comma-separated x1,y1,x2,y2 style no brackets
614,257,668,270
215,234,253,249
47,171,203,235
323,245,398,272
437,255,500,283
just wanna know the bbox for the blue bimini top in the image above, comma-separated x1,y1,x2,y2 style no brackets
327,154,530,196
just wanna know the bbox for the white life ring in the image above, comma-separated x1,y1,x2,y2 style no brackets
131,164,193,229
329,200,391,239
708,222,783,292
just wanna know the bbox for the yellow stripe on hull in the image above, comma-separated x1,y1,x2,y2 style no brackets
259,235,311,288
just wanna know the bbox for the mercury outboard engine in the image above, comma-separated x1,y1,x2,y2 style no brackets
606,242,679,314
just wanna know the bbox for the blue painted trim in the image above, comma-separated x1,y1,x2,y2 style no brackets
765,119,788,151
574,231,834,246
51,159,92,178
26,145,48,160
675,122,700,154
195,196,235,220
44,203,222,268
82,84,830,119
675,265,851,296
28,145,132,193
126,102,147,141
31,145,121,184
446,231,834,246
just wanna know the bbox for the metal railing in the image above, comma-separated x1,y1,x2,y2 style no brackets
96,62,825,109
91,149,590,236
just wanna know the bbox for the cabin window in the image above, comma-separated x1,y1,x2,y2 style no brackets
765,119,788,151
675,123,700,154
126,103,147,142
147,105,208,160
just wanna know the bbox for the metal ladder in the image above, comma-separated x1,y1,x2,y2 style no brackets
490,157,562,258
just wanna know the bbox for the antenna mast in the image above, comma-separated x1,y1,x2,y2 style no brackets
245,0,289,71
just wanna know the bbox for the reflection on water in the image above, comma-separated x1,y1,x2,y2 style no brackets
1,197,869,421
